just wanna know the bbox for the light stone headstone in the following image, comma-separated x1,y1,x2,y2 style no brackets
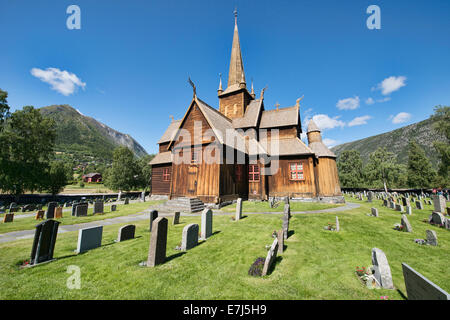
181,223,199,251
201,208,213,240
371,248,394,289
282,214,289,239
371,207,379,217
402,263,449,300
431,212,445,226
284,203,291,219
335,216,340,232
117,224,135,242
235,198,242,221
76,226,103,253
432,195,446,213
426,230,438,246
401,214,413,232
406,205,412,215
141,191,146,202
147,217,168,267
277,229,284,254
262,237,279,276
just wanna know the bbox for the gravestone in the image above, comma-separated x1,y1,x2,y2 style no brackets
401,214,413,232
124,198,129,205
173,212,180,225
416,201,424,210
141,191,146,202
75,203,88,217
406,205,412,215
426,230,438,246
181,223,199,251
3,213,14,223
111,204,117,212
117,191,122,201
30,219,60,265
284,196,289,205
201,208,213,240
54,207,63,219
117,224,136,242
45,202,57,219
284,203,291,219
367,191,373,202
335,216,340,232
93,201,104,214
402,263,449,300
430,212,445,226
76,226,103,253
149,210,158,232
262,237,279,276
371,248,394,289
147,217,168,267
383,199,388,207
277,229,284,254
282,214,289,239
35,210,44,220
371,207,379,217
235,198,242,221
432,195,446,213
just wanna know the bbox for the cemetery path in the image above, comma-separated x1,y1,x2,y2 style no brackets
0,202,360,244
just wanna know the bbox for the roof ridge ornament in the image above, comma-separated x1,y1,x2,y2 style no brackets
188,77,196,98
217,73,223,94
296,95,304,108
260,86,267,100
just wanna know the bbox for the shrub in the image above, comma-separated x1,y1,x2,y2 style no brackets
79,181,85,188
248,257,265,277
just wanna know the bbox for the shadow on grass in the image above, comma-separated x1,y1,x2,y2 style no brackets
287,230,294,239
211,230,221,236
267,256,283,276
397,289,408,300
166,251,186,263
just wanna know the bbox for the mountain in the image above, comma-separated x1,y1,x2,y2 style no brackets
39,105,147,161
331,117,445,168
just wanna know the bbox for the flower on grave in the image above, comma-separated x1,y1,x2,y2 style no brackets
248,257,266,277
272,230,278,238
380,296,389,300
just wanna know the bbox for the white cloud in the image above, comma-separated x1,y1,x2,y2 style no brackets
375,76,407,95
336,96,360,110
377,97,391,103
323,138,339,147
348,115,372,127
30,67,86,96
365,97,375,105
391,112,411,124
312,114,345,130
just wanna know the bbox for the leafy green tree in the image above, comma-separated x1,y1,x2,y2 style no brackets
45,161,69,195
365,147,404,192
0,106,56,195
137,154,155,190
337,150,364,188
104,146,141,191
0,88,10,128
407,140,436,188
430,105,449,186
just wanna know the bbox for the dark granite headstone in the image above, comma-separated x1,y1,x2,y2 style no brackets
149,210,158,232
75,203,88,217
402,263,449,300
173,212,180,225
147,217,168,267
93,201,104,214
76,226,103,253
3,213,14,223
117,224,136,242
30,219,60,265
111,204,117,212
46,202,57,219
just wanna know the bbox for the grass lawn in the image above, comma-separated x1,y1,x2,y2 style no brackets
0,195,448,299
61,183,113,194
219,200,342,213
0,201,164,234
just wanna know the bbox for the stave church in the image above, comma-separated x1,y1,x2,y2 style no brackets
149,12,343,206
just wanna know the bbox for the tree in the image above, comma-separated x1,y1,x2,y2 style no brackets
0,106,56,195
0,88,11,129
430,105,449,186
137,154,155,190
365,147,404,192
45,161,69,195
103,146,141,191
407,140,436,188
337,150,364,188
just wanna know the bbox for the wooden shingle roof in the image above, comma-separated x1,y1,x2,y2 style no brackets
259,105,299,129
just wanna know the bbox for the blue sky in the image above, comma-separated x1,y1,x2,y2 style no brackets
1,0,449,154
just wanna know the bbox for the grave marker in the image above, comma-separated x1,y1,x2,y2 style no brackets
173,212,180,225
147,217,168,267
235,198,242,221
201,208,213,240
149,210,158,232
76,226,103,253
371,248,394,289
30,219,60,265
181,223,199,251
262,238,279,276
402,263,449,300
117,224,136,242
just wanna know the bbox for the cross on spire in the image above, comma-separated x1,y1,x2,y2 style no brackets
275,102,280,110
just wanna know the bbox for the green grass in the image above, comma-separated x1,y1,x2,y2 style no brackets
0,195,449,300
219,200,342,213
0,201,164,234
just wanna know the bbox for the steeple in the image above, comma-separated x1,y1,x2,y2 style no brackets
227,9,246,89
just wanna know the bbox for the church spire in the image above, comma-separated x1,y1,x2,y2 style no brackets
227,9,246,89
